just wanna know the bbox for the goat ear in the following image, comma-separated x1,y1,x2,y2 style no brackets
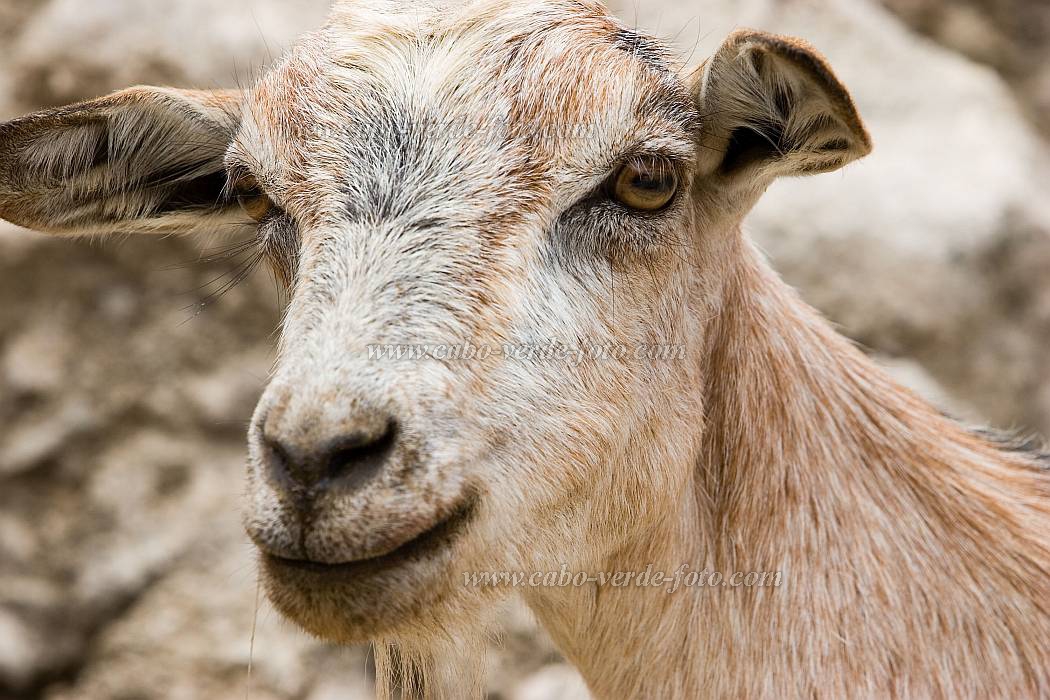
0,87,245,236
694,30,872,186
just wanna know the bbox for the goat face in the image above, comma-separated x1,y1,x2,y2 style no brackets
240,1,709,640
0,0,869,643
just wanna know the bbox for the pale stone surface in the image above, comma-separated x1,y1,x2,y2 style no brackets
879,0,1050,138
7,0,330,110
512,664,592,700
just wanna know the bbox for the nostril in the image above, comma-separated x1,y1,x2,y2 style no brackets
262,435,299,492
323,420,398,492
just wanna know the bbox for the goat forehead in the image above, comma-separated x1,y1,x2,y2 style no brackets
319,0,688,127
239,0,694,223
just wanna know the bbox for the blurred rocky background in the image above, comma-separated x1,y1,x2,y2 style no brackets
0,0,1047,698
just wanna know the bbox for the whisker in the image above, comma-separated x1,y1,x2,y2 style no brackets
178,250,265,325
158,236,260,271
245,570,262,700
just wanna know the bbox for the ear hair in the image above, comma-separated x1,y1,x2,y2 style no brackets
0,87,244,236
694,30,872,185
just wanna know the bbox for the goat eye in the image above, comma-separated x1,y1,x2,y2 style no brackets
231,174,274,222
609,156,679,212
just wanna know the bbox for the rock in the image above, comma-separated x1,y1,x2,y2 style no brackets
177,350,274,428
305,674,377,700
42,540,346,700
877,356,983,424
512,664,592,700
485,601,568,696
0,222,48,253
0,610,45,692
878,0,1050,137
0,399,100,477
2,322,72,395
8,0,331,111
0,0,45,118
0,0,45,43
0,232,283,694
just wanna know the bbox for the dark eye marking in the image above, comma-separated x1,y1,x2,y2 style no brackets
258,213,300,289
612,27,674,75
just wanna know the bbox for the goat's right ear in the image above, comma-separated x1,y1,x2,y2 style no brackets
0,87,247,236
692,30,872,192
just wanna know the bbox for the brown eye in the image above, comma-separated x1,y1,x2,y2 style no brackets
231,174,274,222
610,156,679,212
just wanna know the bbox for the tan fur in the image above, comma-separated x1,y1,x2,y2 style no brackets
0,1,1047,697
527,245,1050,697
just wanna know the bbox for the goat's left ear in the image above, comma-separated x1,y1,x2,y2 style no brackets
693,30,872,187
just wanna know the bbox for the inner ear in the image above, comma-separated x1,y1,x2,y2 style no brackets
721,125,781,175
154,169,234,215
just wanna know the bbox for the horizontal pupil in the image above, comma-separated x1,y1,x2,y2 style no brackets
632,173,672,192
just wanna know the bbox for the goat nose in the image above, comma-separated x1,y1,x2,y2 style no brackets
261,412,398,495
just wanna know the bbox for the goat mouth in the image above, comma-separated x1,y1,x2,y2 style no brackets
262,496,478,580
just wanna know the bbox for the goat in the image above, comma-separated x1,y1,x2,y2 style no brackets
1,0,1047,696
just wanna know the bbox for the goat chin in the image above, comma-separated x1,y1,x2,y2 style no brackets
374,625,490,700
